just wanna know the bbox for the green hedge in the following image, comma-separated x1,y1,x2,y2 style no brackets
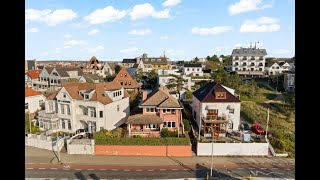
95,136,190,146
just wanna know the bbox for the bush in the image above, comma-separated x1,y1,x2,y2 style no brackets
94,136,190,145
183,119,191,132
160,128,178,137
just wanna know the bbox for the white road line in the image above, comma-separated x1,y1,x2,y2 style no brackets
249,168,255,169
87,169,94,170
100,169,106,171
39,168,46,170
50,168,57,170
63,169,70,170
237,168,244,169
136,170,143,171
160,169,166,171
75,169,82,170
147,170,154,171
285,169,291,170
171,169,178,171
124,169,130,171
26,168,33,170
111,169,118,171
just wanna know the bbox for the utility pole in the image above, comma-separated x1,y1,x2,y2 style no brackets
266,108,269,140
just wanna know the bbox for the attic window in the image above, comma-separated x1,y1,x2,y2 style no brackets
216,92,226,99
102,93,106,97
120,73,123,77
85,94,89,100
124,73,127,77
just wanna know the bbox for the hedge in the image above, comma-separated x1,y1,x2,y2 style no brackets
95,135,190,146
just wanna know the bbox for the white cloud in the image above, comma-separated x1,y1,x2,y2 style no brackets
274,49,291,54
129,3,170,20
240,17,280,32
120,47,139,54
129,29,152,36
162,0,182,7
25,28,38,33
84,6,126,24
88,29,100,36
160,35,169,40
228,0,272,16
166,49,185,56
87,45,104,53
64,40,87,48
25,9,77,26
191,26,233,35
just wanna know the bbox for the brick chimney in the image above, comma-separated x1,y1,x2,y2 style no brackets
142,90,148,101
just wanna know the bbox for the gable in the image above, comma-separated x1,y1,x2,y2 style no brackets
50,68,62,78
56,87,72,101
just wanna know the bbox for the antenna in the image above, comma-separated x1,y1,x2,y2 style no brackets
254,42,256,49
164,50,166,58
250,42,252,48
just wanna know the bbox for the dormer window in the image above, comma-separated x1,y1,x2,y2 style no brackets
216,92,226,99
63,92,66,98
85,94,89,100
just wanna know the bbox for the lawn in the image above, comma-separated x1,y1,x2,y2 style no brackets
240,84,277,103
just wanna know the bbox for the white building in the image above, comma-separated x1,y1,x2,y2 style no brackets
192,81,241,138
25,70,42,89
37,82,130,134
265,61,294,76
83,56,112,77
231,47,267,77
157,69,181,76
182,64,203,76
158,75,195,91
25,87,46,113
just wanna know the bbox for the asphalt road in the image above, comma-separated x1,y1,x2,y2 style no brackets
25,166,295,179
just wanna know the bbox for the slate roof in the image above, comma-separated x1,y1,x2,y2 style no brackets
44,67,54,74
231,48,267,57
184,64,202,68
122,59,136,63
55,67,83,77
192,81,241,103
141,57,168,65
141,86,182,108
126,114,163,124
82,74,104,83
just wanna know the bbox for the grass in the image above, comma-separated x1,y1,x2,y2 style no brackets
240,84,277,103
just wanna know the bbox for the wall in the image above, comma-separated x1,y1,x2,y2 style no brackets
25,95,46,113
67,139,95,155
94,145,192,156
25,134,64,151
197,142,269,156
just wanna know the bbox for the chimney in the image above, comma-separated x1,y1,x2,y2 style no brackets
142,90,148,101
33,59,37,70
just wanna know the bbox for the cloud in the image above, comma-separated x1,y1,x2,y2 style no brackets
25,28,38,33
25,9,77,26
129,3,170,20
129,29,152,36
162,0,182,7
166,49,185,56
160,35,169,40
64,40,87,48
88,29,100,36
240,16,280,32
191,26,233,35
84,6,126,24
274,49,291,54
86,45,104,53
228,0,272,15
120,47,138,54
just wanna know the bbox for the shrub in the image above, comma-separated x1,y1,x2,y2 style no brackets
160,128,178,137
183,119,191,132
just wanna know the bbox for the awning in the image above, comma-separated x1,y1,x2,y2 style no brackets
205,104,218,110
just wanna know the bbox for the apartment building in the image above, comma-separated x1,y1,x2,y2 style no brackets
182,64,203,76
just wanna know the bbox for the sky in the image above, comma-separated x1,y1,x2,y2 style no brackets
25,0,295,61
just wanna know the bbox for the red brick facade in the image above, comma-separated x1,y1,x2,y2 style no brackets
112,68,140,93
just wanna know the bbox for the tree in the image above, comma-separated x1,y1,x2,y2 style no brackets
115,65,122,74
25,112,40,134
194,57,199,63
206,56,211,61
165,74,186,99
211,55,219,61
185,90,193,99
146,70,158,88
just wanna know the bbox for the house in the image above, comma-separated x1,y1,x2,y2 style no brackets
25,87,46,113
79,74,104,83
25,70,42,88
82,56,111,77
182,64,203,76
231,46,267,77
157,69,181,76
279,61,291,72
121,59,137,68
192,81,241,138
131,60,145,73
265,61,282,76
139,53,170,72
126,85,184,137
37,82,130,134
283,71,295,92
112,68,141,93
158,75,194,91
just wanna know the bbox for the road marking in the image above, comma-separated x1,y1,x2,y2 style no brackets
26,168,33,170
87,169,94,170
111,169,118,171
261,168,267,169
237,168,244,169
147,170,154,171
63,169,70,170
50,168,57,170
124,169,130,171
160,169,166,171
99,169,106,171
39,168,46,170
136,170,143,171
249,168,255,169
285,169,291,170
75,169,82,170
171,169,178,171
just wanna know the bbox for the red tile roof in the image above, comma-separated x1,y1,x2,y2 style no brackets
26,70,42,79
25,87,42,97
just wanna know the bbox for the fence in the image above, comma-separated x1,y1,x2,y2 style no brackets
25,134,64,151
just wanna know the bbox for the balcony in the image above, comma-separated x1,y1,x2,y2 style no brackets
259,58,264,60
242,58,247,60
250,58,255,60
38,110,58,119
33,80,49,85
202,114,228,124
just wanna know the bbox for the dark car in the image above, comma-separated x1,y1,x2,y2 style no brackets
240,122,251,132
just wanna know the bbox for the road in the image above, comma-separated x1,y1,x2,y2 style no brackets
26,163,295,179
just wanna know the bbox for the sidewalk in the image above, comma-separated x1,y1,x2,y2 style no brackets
26,146,295,167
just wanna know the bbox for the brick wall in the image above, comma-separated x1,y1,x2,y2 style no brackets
94,145,192,156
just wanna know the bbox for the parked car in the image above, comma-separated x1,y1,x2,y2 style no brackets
251,123,265,134
240,122,251,132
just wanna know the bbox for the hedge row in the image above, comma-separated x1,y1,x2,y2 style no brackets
95,136,190,146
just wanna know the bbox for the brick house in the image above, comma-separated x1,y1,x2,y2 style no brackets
112,67,141,93
126,85,184,137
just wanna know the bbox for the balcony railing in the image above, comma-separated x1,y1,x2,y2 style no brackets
33,80,49,85
259,58,264,60
38,110,58,119
242,58,247,60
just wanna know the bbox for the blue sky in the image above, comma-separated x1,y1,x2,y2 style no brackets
25,0,295,61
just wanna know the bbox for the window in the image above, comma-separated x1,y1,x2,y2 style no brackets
100,111,103,118
235,68,238,71
148,124,158,129
63,93,66,98
68,120,71,130
39,100,44,107
172,122,176,128
67,105,70,115
120,80,123,85
85,94,89,99
229,109,234,114
120,73,123,77
49,101,53,111
124,81,127,85
165,121,176,128
163,109,166,113
61,104,65,114
113,92,116,97
117,105,120,112
58,79,60,84
124,73,127,77
259,68,262,71
197,68,199,71
216,92,226,99
187,68,189,71
163,122,167,127
192,68,194,71
25,103,29,109
62,120,65,129
251,68,254,71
